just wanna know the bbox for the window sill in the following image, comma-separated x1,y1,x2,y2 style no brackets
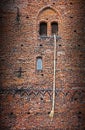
35,70,44,76
38,35,49,40
36,70,43,73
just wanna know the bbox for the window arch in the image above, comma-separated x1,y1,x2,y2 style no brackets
39,22,47,36
36,57,42,71
51,22,58,35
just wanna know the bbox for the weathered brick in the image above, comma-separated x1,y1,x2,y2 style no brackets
0,0,85,130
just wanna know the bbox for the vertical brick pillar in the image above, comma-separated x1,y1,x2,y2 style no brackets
47,22,51,36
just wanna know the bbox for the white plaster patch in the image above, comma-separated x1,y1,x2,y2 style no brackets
57,51,65,56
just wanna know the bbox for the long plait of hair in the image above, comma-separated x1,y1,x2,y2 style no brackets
49,34,56,119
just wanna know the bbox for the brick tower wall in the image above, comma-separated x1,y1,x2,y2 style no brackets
0,0,85,130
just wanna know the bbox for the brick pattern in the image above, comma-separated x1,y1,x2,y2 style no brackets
0,0,85,129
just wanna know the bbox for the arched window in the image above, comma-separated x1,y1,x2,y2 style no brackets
51,22,58,35
36,57,42,71
39,22,47,36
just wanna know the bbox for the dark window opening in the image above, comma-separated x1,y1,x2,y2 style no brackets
51,22,58,35
36,57,42,71
39,22,47,36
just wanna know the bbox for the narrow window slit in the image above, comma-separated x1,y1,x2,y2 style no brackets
39,22,47,36
51,22,58,35
36,57,43,71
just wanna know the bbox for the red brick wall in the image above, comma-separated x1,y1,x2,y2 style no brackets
0,0,85,129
